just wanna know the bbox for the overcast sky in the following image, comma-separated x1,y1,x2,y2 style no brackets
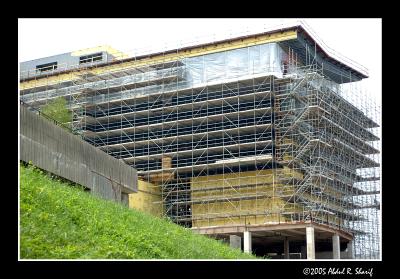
18,18,381,105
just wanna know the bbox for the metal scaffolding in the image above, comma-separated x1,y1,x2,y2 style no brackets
19,27,381,259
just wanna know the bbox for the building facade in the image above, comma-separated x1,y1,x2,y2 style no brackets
20,24,380,259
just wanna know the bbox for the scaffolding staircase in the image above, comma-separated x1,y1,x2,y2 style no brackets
274,64,330,224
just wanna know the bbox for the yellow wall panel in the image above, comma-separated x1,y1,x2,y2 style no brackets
190,169,304,227
129,179,163,217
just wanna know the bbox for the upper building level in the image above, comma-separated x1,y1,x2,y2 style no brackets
19,24,368,88
20,46,126,80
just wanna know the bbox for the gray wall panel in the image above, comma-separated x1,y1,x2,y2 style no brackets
20,106,137,204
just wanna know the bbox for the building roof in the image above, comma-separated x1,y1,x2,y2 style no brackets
20,23,368,83
114,23,368,80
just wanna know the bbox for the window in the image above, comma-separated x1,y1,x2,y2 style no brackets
36,62,58,73
79,52,103,64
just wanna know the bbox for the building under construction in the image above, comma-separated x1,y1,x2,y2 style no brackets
19,23,381,259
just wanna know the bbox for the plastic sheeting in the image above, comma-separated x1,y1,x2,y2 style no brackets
184,42,287,86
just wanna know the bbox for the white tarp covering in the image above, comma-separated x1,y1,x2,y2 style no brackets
184,42,287,86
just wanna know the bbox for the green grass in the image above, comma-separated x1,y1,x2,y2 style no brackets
20,164,257,259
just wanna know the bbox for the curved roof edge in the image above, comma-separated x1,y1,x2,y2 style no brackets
295,21,368,79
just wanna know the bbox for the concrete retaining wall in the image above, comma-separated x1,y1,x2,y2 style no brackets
20,105,137,204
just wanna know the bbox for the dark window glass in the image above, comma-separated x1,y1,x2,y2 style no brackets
36,62,58,73
79,52,103,64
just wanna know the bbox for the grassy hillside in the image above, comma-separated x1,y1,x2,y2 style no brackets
19,164,256,259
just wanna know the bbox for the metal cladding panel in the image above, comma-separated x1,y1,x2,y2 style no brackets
20,51,109,80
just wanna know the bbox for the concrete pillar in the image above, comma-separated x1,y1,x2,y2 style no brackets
332,234,340,259
306,226,315,260
284,237,290,259
243,231,252,253
229,235,241,250
346,240,354,259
